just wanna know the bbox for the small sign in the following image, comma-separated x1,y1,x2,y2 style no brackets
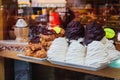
104,28,115,39
52,26,61,34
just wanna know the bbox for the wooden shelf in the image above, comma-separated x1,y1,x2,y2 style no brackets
0,50,120,79
114,4,120,7
107,21,120,23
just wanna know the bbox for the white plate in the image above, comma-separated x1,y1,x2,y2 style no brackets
47,59,108,71
17,54,47,61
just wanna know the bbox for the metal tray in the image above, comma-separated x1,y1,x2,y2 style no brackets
17,54,47,61
48,59,108,71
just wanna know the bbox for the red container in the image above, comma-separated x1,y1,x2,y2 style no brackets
49,12,61,26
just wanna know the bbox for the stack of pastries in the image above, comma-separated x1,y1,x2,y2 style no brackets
22,26,65,58
47,20,120,68
48,20,85,62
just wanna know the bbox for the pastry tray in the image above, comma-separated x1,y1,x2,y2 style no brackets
17,54,47,61
47,59,108,71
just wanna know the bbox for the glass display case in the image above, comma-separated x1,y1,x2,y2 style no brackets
1,0,120,80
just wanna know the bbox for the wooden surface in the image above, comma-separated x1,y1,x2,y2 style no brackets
0,58,5,80
0,1,5,80
0,50,120,79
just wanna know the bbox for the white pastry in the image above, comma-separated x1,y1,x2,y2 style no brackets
85,41,109,68
47,37,68,62
104,39,120,61
66,39,86,65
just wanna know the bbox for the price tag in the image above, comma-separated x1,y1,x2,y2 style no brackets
52,26,61,34
104,28,115,39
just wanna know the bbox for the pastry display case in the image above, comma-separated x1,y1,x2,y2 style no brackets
1,0,120,80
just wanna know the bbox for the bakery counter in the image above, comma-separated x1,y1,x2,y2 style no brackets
0,50,120,79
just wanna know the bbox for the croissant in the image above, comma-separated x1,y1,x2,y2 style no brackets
28,43,42,51
34,49,47,58
22,48,34,56
47,41,52,47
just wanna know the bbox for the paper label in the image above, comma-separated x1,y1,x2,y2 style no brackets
104,28,115,39
52,26,61,34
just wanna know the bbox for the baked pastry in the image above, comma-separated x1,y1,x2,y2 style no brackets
104,38,120,61
28,42,42,51
66,39,86,65
47,37,68,62
85,41,109,68
22,47,34,56
33,49,47,58
23,24,65,58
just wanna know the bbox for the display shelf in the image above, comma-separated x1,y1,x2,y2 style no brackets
114,4,120,7
107,21,120,23
0,50,120,79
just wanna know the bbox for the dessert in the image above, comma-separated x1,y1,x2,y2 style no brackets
66,20,85,40
47,37,68,62
84,21,110,67
65,20,85,64
66,39,86,65
84,21,105,45
47,20,120,69
104,39,120,61
48,21,86,63
83,21,120,67
23,25,65,58
85,41,109,68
